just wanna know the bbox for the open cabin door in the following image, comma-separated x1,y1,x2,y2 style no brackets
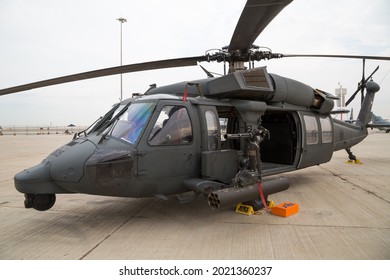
260,111,300,175
297,112,334,169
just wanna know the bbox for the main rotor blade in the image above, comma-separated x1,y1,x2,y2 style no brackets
282,54,390,61
228,0,293,52
0,56,205,96
361,59,366,104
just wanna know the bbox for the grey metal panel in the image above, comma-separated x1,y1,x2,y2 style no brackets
201,150,238,183
207,68,274,100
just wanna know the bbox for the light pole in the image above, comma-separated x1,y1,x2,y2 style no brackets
117,17,127,101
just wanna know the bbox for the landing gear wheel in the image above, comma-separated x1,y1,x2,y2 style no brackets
243,198,267,211
24,194,56,211
33,194,56,211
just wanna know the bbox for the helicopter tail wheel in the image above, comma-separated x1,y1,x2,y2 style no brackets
345,148,363,164
24,194,56,211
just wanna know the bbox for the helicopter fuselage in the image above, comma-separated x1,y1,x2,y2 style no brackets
14,67,380,210
1,0,384,212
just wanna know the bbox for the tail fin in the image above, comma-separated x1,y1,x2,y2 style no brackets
371,113,384,123
356,81,380,127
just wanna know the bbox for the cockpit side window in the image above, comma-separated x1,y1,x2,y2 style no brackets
148,105,193,145
111,102,155,144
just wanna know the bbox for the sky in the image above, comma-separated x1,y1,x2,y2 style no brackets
0,0,389,127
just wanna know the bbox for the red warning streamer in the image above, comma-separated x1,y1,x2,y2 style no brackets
182,84,188,102
257,181,271,212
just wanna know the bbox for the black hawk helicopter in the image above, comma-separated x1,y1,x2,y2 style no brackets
1,0,389,211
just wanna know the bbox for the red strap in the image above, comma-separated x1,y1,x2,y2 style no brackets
257,181,271,212
182,85,188,102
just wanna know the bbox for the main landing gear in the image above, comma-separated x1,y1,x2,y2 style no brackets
24,194,56,211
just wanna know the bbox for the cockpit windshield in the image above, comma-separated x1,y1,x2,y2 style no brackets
109,102,155,144
85,103,121,135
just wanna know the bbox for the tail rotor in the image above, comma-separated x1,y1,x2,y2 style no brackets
345,60,379,106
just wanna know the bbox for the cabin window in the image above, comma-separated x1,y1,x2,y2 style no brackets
216,106,241,150
319,116,332,143
205,110,218,150
304,115,318,145
219,118,228,142
148,105,193,145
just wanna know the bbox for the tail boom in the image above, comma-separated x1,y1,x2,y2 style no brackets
333,81,380,152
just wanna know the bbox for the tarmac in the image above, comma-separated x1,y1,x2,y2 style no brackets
0,132,389,260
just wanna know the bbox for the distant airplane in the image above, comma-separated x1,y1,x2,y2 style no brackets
368,113,390,133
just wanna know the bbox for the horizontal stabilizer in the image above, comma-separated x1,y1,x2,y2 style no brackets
331,109,350,114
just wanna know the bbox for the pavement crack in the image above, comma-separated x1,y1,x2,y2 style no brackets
79,200,153,260
218,220,390,230
319,165,390,204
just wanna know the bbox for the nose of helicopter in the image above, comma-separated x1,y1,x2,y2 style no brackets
14,160,64,194
14,139,97,194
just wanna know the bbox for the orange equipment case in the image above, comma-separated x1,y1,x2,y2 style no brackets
271,202,299,217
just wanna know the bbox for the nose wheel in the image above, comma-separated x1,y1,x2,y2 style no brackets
24,194,56,211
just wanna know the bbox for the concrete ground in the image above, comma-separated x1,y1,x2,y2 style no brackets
0,132,389,260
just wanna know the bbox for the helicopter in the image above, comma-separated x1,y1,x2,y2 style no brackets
1,0,389,212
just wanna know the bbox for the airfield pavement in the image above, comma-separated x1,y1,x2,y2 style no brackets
0,132,389,260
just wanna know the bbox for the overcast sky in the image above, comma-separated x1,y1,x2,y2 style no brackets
0,0,389,126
